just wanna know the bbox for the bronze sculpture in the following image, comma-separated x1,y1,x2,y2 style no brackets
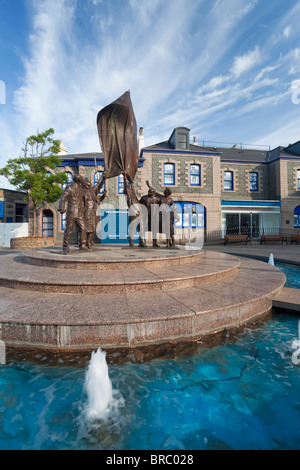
145,181,178,248
58,92,142,254
58,174,87,255
140,187,161,248
97,91,147,247
58,92,180,252
124,177,146,248
97,91,139,185
82,174,107,250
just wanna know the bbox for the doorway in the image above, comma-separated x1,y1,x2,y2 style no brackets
42,209,54,237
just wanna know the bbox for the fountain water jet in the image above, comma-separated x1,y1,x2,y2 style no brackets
0,340,6,365
83,348,114,421
268,253,275,266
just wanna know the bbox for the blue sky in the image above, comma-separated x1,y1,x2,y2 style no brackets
0,0,300,172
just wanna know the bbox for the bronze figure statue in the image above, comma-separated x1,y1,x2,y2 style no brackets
82,174,107,250
145,181,178,248
58,174,87,255
124,177,146,248
140,186,161,248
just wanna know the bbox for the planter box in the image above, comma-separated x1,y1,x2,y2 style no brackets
10,237,56,250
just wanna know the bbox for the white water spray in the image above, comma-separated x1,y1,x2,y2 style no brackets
268,253,275,266
83,348,114,421
0,341,6,365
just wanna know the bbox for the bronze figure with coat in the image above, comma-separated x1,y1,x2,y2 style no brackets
58,174,87,255
82,174,107,249
145,181,179,248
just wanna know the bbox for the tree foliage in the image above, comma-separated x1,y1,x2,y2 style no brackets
0,128,67,209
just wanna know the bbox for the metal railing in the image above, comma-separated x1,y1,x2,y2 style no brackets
204,227,300,242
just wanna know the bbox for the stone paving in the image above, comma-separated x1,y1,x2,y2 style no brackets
205,242,300,265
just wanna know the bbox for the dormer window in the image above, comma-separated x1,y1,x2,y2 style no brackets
168,127,190,150
177,132,188,150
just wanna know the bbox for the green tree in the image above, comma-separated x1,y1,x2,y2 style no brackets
0,128,68,235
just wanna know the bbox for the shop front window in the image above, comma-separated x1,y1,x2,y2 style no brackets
223,212,277,238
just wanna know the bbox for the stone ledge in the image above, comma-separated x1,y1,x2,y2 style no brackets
11,237,56,250
0,251,240,294
22,247,204,270
0,251,286,351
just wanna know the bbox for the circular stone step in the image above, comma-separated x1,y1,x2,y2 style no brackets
0,254,286,351
21,247,204,270
0,250,240,294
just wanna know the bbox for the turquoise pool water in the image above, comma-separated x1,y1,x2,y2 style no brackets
276,262,300,289
0,263,299,450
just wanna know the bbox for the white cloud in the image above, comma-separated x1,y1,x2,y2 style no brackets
1,0,300,166
254,65,278,82
230,46,263,77
237,0,258,19
283,25,293,38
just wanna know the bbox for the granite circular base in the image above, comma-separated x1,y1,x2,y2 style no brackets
21,246,204,270
0,248,286,351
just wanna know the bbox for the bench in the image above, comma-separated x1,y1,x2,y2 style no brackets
224,234,251,245
291,235,300,245
260,235,288,245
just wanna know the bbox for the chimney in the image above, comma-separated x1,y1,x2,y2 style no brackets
58,140,68,155
138,127,144,153
193,136,198,146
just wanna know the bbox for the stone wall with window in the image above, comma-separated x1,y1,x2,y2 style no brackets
221,163,269,200
287,161,300,196
0,189,28,224
151,154,214,196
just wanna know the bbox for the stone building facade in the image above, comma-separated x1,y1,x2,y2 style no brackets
30,127,300,244
0,188,28,224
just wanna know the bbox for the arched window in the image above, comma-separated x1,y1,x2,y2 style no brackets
94,171,105,194
190,164,201,186
294,206,300,228
164,163,175,185
62,171,73,189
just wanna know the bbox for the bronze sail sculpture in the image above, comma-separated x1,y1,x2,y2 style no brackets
97,91,139,184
